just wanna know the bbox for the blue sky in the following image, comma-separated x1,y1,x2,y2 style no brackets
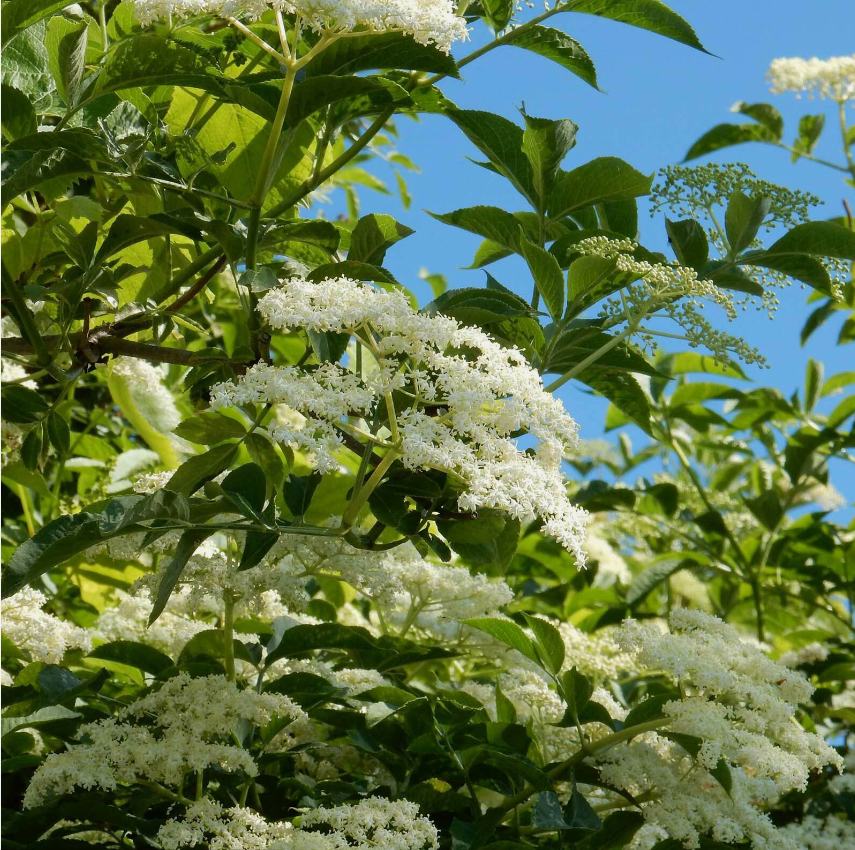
330,2,855,503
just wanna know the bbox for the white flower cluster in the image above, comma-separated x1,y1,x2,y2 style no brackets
778,815,855,850
597,608,845,849
557,620,633,681
132,0,469,52
1,587,92,664
24,674,304,808
291,797,438,849
574,237,767,367
778,641,829,668
768,54,855,102
158,799,293,850
377,556,514,638
211,276,588,558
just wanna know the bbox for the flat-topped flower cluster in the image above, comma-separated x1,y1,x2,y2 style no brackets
132,0,469,51
210,276,589,558
767,54,855,102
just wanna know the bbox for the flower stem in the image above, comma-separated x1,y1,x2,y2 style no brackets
223,592,236,682
342,448,400,529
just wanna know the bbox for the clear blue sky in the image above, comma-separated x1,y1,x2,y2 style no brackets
331,2,855,504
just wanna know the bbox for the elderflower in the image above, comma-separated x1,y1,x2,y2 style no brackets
24,674,305,808
768,54,855,103
158,799,294,850
132,0,469,52
289,797,439,849
1,587,91,663
778,815,855,850
595,608,845,849
211,276,588,558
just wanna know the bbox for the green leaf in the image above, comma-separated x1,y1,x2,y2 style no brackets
564,777,603,831
0,385,49,423
738,250,832,295
548,158,652,220
307,260,398,285
173,412,246,445
479,0,515,30
585,811,644,850
94,34,225,98
495,681,517,723
764,220,855,261
730,101,784,139
560,667,593,725
45,412,71,455
244,432,286,494
580,368,652,435
504,26,599,90
448,109,536,206
88,641,174,675
564,0,708,52
282,472,323,518
665,218,708,270
1,511,109,597
21,426,42,471
520,238,565,320
626,557,692,605
684,122,778,161
424,284,531,326
791,113,825,162
658,351,748,380
264,623,379,666
821,370,855,398
348,213,414,265
94,215,192,265
804,358,824,413
522,613,565,675
221,463,267,520
522,112,579,205
166,444,239,497
1,705,81,738
1,0,74,48
463,617,541,666
1,149,93,211
149,530,213,624
533,791,570,830
622,693,673,727
743,491,784,531
239,530,279,572
724,191,770,257
1,84,37,141
46,17,87,106
306,31,460,78
429,206,522,252
709,758,733,797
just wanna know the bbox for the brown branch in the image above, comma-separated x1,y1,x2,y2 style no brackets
166,255,227,313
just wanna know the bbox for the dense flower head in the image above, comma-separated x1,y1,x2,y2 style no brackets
23,674,305,808
132,0,469,52
1,587,92,664
600,608,845,849
210,276,588,558
767,54,855,102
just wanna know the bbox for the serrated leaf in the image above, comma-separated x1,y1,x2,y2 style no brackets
684,123,778,161
463,617,540,666
429,206,521,252
348,213,414,265
522,613,565,675
724,191,770,257
88,641,174,675
548,157,652,221
504,25,599,90
522,112,579,204
520,238,565,320
166,443,239,496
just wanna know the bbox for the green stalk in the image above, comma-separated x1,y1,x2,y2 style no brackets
342,448,400,529
223,592,236,682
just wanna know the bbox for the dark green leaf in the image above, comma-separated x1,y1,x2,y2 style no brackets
684,122,778,161
522,613,565,675
521,238,565,320
45,412,70,455
348,213,414,265
0,385,49,423
149,530,213,624
221,463,267,519
88,641,174,675
1,84,37,140
282,472,323,518
665,218,708,270
173,412,246,445
548,157,652,220
166,444,239,496
448,109,536,206
724,191,770,257
564,0,708,52
428,206,521,252
765,220,855,261
463,617,540,666
504,26,599,90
